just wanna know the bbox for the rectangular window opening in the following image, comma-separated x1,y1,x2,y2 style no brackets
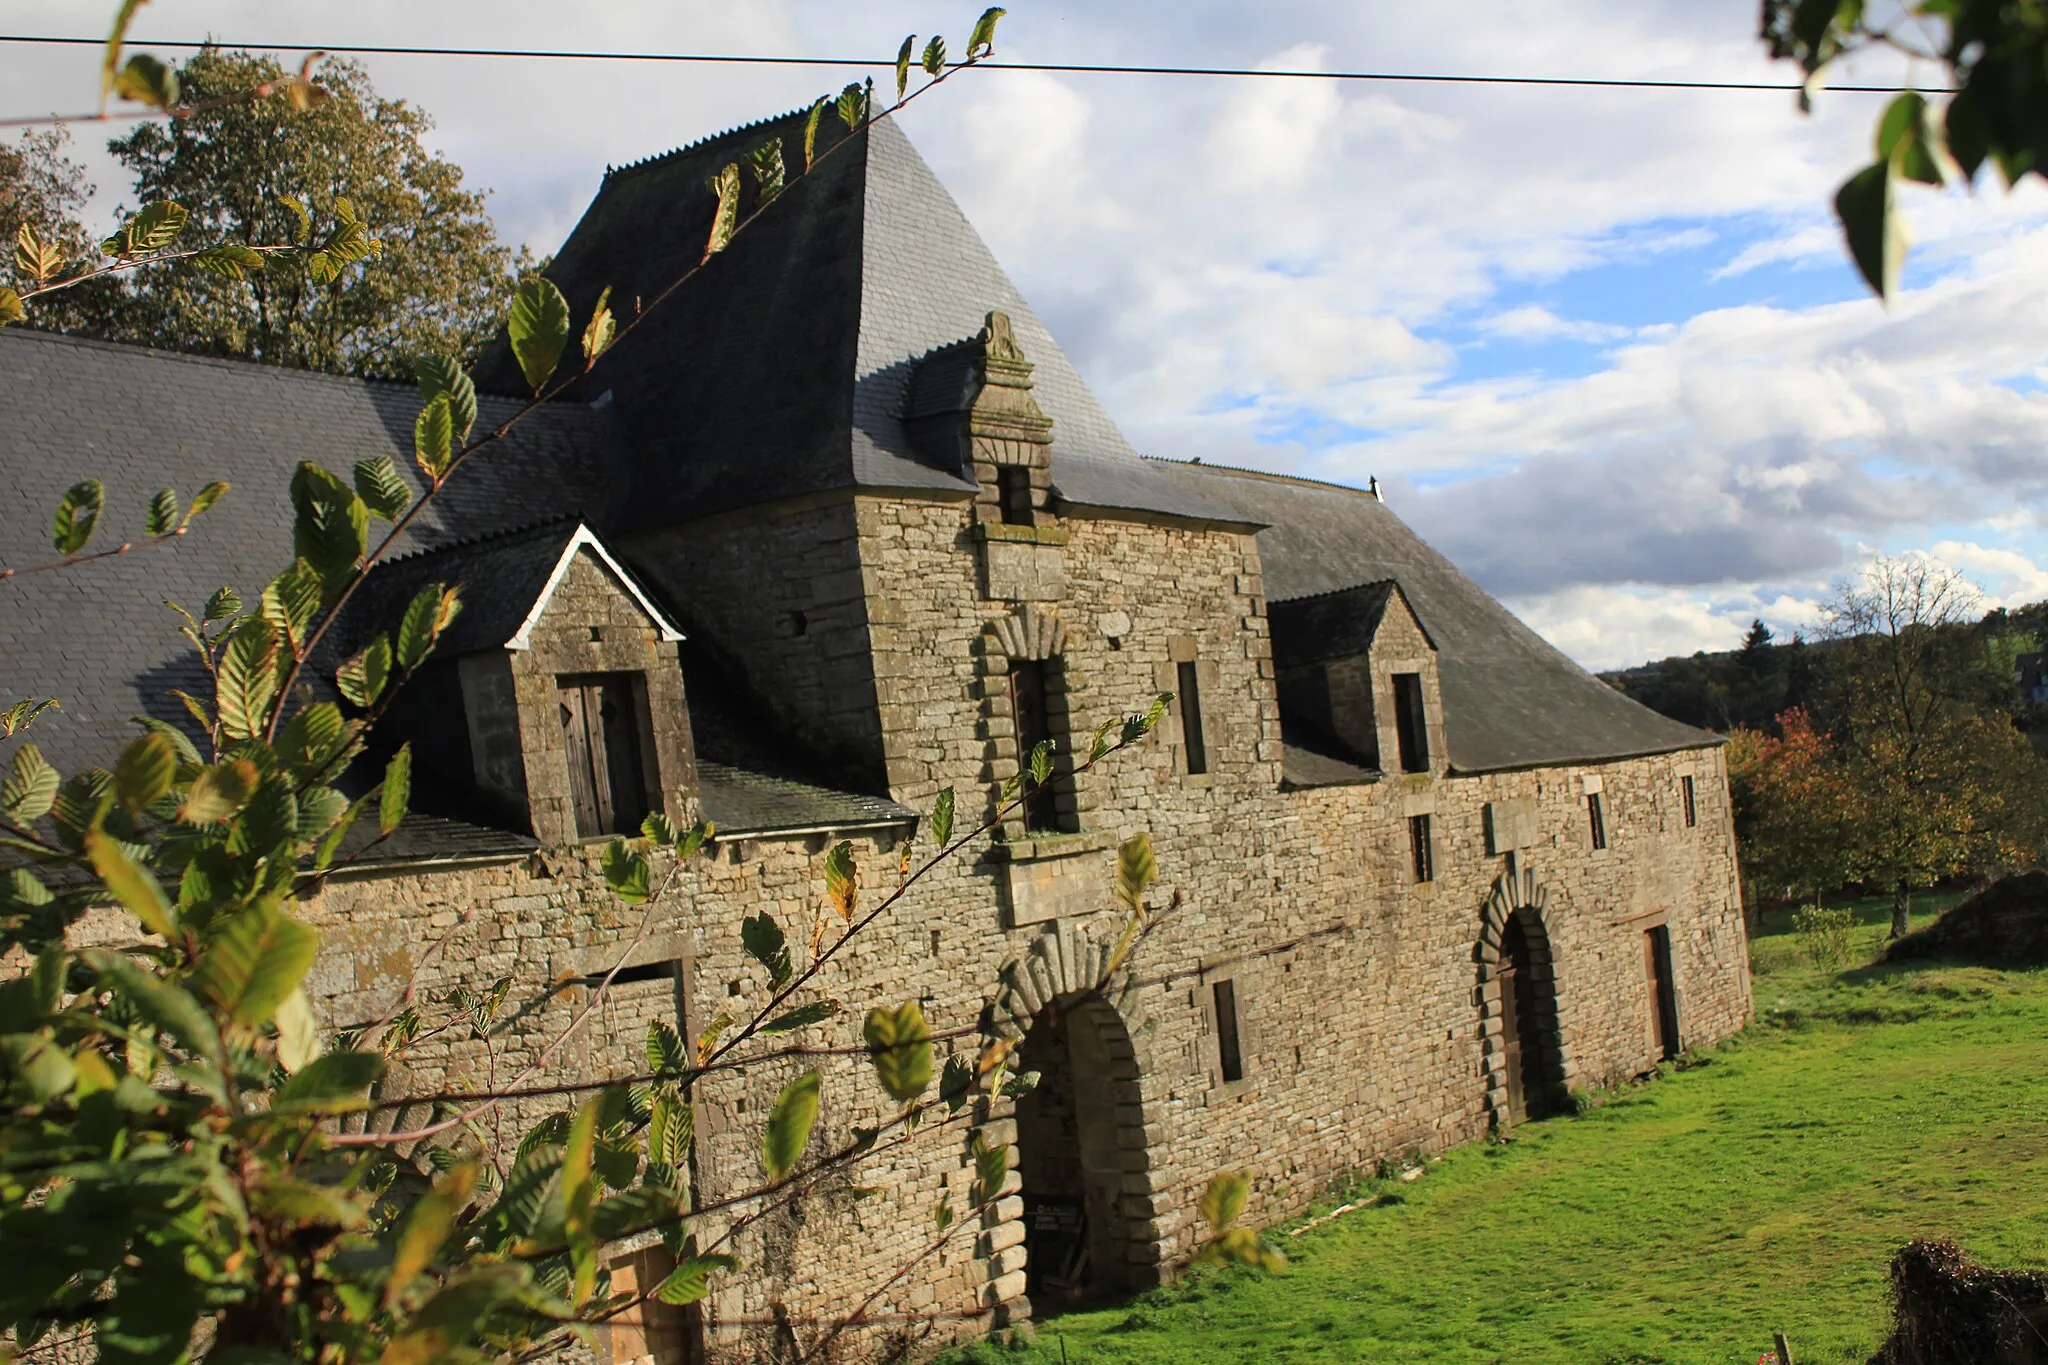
1681,775,1697,828
1009,659,1068,833
1213,979,1244,1084
1176,659,1209,776
589,959,679,988
1588,792,1608,850
558,673,653,840
996,465,1035,525
1392,672,1430,774
1408,813,1434,884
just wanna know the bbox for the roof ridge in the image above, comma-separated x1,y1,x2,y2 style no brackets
603,102,855,184
1143,454,1380,500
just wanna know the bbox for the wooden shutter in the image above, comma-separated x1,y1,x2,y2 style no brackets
559,675,650,839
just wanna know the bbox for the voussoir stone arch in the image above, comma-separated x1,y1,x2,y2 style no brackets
1475,867,1574,1128
988,603,1068,661
989,918,1151,1045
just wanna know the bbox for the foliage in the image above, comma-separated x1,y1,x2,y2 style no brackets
1727,707,1863,906
945,907,2045,1364
74,49,532,375
1603,617,1818,734
1762,0,2048,299
1791,902,1857,970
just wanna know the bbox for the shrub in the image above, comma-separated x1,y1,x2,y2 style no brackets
1793,904,1857,971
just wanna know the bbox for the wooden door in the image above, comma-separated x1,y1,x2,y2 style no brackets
558,675,649,839
1645,926,1680,1061
1497,935,1527,1125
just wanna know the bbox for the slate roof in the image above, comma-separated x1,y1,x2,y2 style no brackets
474,112,1241,529
1149,460,1721,774
0,329,621,779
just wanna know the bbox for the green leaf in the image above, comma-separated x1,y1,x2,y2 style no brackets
216,619,282,740
824,840,857,920
695,1011,732,1067
113,731,177,811
279,194,312,246
971,1134,1010,1205
646,1019,686,1075
649,1086,693,1165
83,948,222,1063
749,140,786,204
179,759,257,826
1836,159,1904,301
640,811,680,846
190,900,318,1027
741,912,792,986
0,697,59,738
337,635,393,708
84,828,176,940
940,1053,974,1111
580,284,617,367
273,1048,382,1112
380,744,412,836
278,701,349,778
562,1093,602,1305
237,775,299,861
1028,738,1053,786
182,480,230,527
377,1266,530,1365
189,243,266,280
863,1000,932,1104
762,1070,821,1182
397,584,460,670
1116,832,1156,912
803,96,827,170
896,36,916,100
508,276,572,393
353,455,412,520
653,1253,738,1306
0,287,22,327
930,786,955,847
761,1000,837,1034
260,559,324,651
415,355,478,442
0,1032,76,1102
705,162,742,256
132,713,199,766
144,487,178,537
386,1158,482,1308
601,839,651,904
837,81,868,128
52,479,104,555
921,36,947,75
413,393,453,481
203,586,242,621
107,201,188,257
111,53,179,109
1,743,59,821
934,1197,954,1233
290,461,369,600
274,987,322,1072
1199,1169,1250,1231
967,7,1006,58
1876,91,1942,185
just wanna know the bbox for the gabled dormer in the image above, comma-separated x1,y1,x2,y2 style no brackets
355,522,697,846
904,310,1067,602
1268,579,1445,780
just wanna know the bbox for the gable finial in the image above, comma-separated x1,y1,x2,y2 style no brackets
983,310,1025,362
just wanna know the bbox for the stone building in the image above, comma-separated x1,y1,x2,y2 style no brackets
0,105,1751,1361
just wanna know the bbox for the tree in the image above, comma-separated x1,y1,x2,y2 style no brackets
1,12,1280,1361
1726,707,1861,920
1819,557,2048,936
1763,0,2048,300
68,49,530,376
0,129,124,335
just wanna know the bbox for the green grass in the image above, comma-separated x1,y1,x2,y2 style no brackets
949,891,2048,1365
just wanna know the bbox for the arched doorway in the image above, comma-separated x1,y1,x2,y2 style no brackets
1013,994,1146,1303
1478,871,1571,1128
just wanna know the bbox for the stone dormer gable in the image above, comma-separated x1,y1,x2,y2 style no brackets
903,310,1057,528
356,521,698,846
1269,580,1445,780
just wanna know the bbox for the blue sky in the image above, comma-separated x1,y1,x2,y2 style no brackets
10,0,2048,668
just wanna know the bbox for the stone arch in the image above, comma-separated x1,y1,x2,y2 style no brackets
980,923,1160,1318
989,603,1068,662
1476,868,1572,1127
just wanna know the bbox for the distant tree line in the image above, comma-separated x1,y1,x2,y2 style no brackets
1612,562,2048,938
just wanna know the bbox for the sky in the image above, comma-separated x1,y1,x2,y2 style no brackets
7,1,2048,671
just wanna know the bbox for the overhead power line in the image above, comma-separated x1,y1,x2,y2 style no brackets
0,32,1948,94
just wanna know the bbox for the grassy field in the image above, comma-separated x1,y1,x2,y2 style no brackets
947,892,2048,1365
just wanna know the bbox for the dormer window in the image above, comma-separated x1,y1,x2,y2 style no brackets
997,465,1035,526
558,673,653,838
1393,673,1430,773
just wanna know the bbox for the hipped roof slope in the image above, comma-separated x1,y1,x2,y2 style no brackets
1150,459,1719,773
